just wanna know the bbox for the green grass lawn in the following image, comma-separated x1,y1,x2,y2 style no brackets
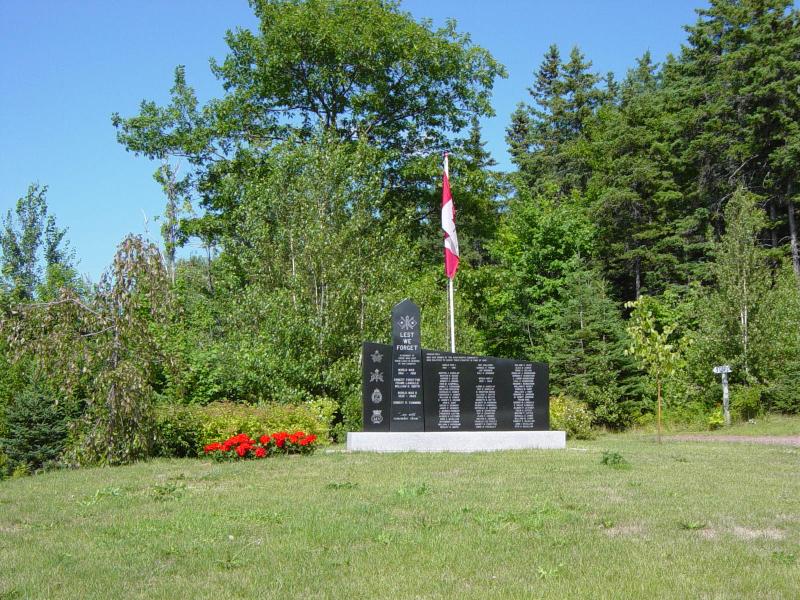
682,413,800,437
1,432,798,599
626,412,800,438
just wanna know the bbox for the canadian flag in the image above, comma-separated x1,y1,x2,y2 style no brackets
442,153,459,279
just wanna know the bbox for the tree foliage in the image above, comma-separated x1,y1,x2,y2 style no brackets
624,296,685,439
4,236,174,465
6,0,800,471
112,0,506,243
1,184,76,301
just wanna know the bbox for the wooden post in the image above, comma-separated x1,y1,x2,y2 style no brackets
721,372,730,426
656,378,662,444
713,365,732,426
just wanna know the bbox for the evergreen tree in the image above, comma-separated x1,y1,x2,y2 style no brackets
664,0,800,271
448,117,508,265
508,44,605,197
543,267,640,427
589,53,700,299
0,384,68,472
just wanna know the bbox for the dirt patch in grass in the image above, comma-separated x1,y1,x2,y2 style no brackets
731,526,785,540
699,529,718,540
593,486,625,503
775,513,800,524
603,523,645,537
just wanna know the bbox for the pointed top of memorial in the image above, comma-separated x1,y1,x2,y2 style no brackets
392,298,419,313
392,299,420,335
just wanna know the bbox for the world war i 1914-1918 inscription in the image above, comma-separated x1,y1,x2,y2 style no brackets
361,299,549,432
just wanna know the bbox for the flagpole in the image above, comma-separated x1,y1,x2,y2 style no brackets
444,152,456,353
445,278,451,348
448,276,455,353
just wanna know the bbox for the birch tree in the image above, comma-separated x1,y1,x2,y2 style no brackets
712,188,770,376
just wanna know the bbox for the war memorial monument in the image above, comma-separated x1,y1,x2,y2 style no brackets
347,299,566,452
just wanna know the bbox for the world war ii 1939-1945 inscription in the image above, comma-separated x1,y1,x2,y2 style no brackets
361,299,549,432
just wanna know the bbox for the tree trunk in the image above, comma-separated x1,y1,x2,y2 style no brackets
769,199,778,249
741,303,749,377
787,193,800,285
204,242,214,294
656,378,662,444
289,231,297,308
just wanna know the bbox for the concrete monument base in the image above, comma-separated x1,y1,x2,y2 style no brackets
346,430,566,453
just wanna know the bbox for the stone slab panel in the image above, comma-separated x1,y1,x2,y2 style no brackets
346,431,566,453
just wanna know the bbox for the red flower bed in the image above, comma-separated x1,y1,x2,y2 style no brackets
203,431,318,460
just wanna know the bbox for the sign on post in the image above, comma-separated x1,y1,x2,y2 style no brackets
712,365,732,426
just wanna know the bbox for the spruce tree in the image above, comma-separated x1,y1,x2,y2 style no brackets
544,267,640,427
0,385,68,472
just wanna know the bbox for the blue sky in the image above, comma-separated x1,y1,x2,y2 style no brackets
0,0,706,281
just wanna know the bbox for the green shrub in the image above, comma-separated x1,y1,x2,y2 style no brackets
585,386,637,429
154,400,333,457
730,385,762,421
633,402,720,431
307,397,338,430
0,450,10,480
0,386,68,473
662,402,715,430
707,408,724,430
549,394,595,440
762,374,800,414
634,411,655,428
197,402,331,448
12,462,31,478
331,393,362,443
153,402,203,458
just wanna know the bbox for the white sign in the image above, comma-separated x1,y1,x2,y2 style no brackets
713,365,732,426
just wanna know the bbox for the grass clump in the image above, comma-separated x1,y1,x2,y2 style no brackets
325,481,358,490
600,450,630,469
771,551,796,565
150,480,186,501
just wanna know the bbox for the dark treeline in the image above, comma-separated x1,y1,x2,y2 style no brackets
2,0,799,472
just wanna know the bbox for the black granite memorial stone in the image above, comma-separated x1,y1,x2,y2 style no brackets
390,299,424,431
361,299,550,433
421,351,548,431
361,342,391,432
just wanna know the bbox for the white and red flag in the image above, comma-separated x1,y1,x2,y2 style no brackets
441,153,460,279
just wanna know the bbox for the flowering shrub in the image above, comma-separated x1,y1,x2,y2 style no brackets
549,394,595,440
153,401,332,458
203,431,318,460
